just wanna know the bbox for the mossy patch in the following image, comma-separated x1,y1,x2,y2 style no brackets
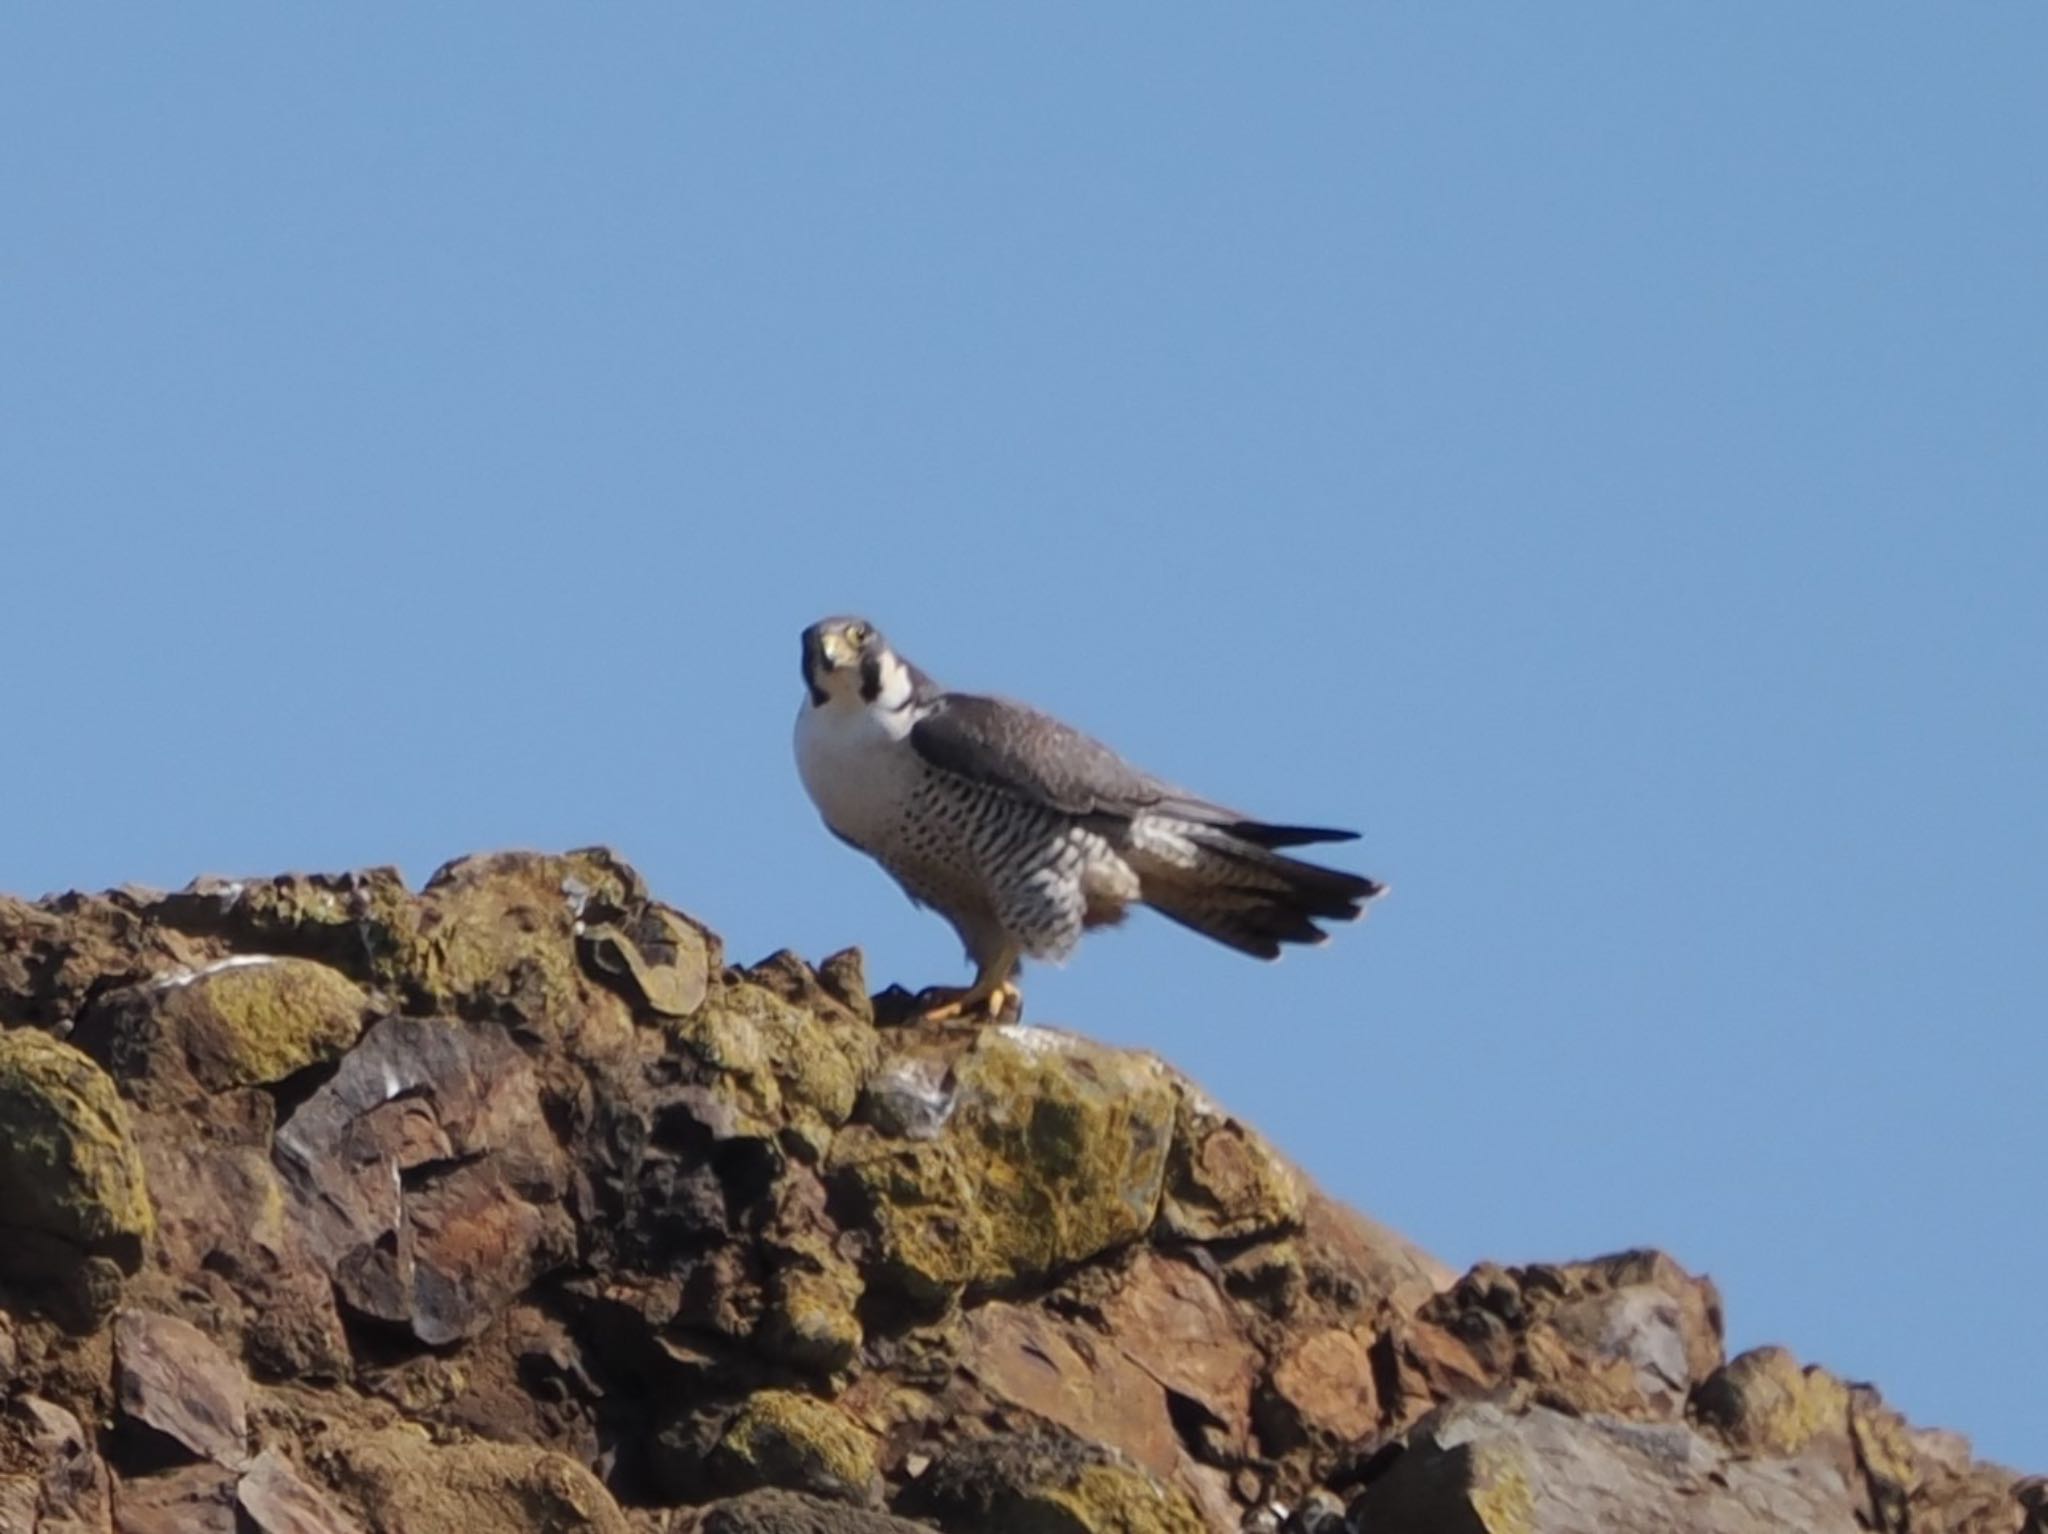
761,1257,866,1375
1694,1346,1849,1457
1468,1440,1538,1534
0,1029,154,1277
832,1028,1175,1304
712,1390,879,1503
899,1430,1205,1534
673,981,879,1161
167,957,368,1091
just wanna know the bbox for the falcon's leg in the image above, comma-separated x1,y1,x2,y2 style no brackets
915,952,1022,1026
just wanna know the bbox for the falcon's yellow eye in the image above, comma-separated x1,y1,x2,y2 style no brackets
846,624,869,644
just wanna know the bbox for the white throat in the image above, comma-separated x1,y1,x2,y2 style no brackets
866,650,914,715
794,648,927,840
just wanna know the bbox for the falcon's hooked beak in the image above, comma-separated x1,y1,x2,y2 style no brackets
801,615,908,709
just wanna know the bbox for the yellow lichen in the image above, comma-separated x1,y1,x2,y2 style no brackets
1469,1442,1537,1534
178,958,366,1088
833,1029,1176,1302
1055,1462,1209,1534
715,1389,878,1500
674,981,878,1158
1697,1346,1849,1457
0,1029,154,1269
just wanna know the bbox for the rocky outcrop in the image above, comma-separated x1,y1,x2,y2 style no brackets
0,850,2037,1533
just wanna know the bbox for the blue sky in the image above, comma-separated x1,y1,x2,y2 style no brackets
4,8,2044,1469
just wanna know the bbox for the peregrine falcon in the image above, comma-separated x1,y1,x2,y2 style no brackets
794,616,1385,1024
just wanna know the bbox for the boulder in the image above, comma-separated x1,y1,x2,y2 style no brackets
273,1014,573,1345
0,1029,153,1285
833,1026,1176,1303
898,1431,1208,1534
76,957,367,1102
113,1310,249,1468
709,1390,881,1504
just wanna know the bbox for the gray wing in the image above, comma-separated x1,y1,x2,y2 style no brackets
908,692,1357,847
908,693,1163,820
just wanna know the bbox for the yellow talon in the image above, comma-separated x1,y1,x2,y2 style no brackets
913,976,1022,1027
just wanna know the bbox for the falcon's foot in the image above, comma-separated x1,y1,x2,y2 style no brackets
913,978,1022,1027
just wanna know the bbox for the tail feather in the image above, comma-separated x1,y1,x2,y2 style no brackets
1131,823,1386,961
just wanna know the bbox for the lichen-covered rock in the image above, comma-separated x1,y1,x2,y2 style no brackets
898,1430,1207,1534
758,1248,865,1376
669,971,879,1162
1352,1398,1867,1534
148,866,418,984
404,851,598,1007
710,1390,881,1504
323,1427,631,1534
1694,1346,1852,1457
578,904,711,1020
833,1027,1176,1303
76,956,368,1103
0,1028,154,1281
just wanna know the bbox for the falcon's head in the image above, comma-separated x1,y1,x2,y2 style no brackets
801,615,916,711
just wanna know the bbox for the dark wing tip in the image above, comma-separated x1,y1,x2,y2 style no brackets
1227,821,1361,849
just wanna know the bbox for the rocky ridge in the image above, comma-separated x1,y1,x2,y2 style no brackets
0,848,2037,1533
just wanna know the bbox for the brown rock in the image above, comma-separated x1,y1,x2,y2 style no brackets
126,1124,348,1381
1099,1252,1260,1451
0,890,205,1035
1296,1191,1451,1319
960,1302,1182,1478
324,1427,630,1534
1417,1250,1723,1424
1354,1398,1866,1534
1257,1327,1378,1453
113,1310,249,1467
273,1014,572,1345
235,1450,366,1534
1378,1318,1498,1426
0,1395,112,1534
112,1464,238,1534
1157,1089,1303,1244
